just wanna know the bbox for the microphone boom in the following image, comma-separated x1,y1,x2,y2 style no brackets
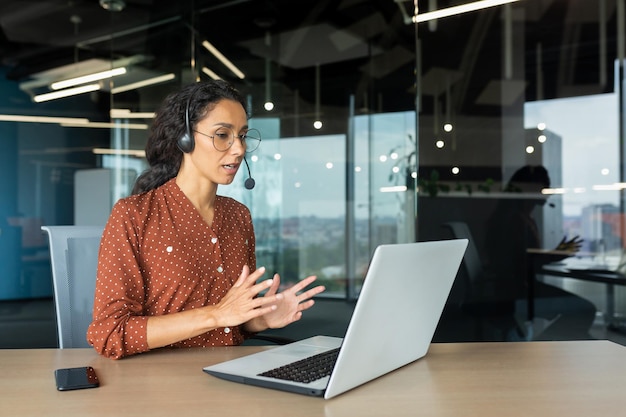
243,158,255,190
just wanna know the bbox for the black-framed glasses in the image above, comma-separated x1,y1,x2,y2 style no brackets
194,127,261,153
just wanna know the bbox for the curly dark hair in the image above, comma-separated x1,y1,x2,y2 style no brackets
132,80,248,194
505,165,551,192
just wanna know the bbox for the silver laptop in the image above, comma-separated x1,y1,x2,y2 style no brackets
203,239,468,399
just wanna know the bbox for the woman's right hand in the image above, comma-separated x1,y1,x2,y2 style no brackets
212,265,282,328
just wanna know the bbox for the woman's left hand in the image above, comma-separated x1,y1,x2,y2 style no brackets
259,274,325,329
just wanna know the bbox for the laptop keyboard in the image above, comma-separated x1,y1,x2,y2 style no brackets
258,347,340,384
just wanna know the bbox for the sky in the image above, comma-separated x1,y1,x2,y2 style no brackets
524,92,620,217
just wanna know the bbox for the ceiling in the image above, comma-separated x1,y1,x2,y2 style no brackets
0,0,619,120
0,1,414,111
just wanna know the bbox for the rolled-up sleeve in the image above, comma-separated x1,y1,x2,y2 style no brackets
87,199,149,359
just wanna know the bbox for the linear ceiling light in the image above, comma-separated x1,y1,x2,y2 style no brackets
34,84,101,103
93,148,147,157
202,40,245,79
0,114,89,124
414,0,520,23
110,73,176,94
380,185,408,193
202,66,221,80
110,109,155,119
50,67,127,90
61,121,148,130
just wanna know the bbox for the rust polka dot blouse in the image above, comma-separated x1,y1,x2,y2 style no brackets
86,178,256,359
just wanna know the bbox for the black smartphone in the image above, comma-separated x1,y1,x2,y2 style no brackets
54,366,100,391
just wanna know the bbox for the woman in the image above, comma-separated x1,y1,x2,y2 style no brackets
87,80,325,359
484,165,594,340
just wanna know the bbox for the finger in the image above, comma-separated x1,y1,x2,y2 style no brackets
241,266,266,287
252,292,282,309
249,276,277,296
249,304,278,318
234,265,250,287
265,273,280,296
297,299,316,312
297,285,326,302
286,275,318,294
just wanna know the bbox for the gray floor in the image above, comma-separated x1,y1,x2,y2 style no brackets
1,297,625,349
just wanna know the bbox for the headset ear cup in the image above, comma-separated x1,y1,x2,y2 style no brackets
177,133,193,153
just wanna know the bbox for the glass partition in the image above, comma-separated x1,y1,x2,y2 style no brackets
0,1,418,302
2,0,626,343
414,0,626,340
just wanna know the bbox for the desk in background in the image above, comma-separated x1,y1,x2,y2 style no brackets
532,251,626,331
527,250,625,317
542,264,626,310
2,341,625,417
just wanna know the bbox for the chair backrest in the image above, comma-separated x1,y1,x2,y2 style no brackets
41,225,104,348
441,222,484,284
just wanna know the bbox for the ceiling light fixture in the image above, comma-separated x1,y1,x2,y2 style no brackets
93,148,146,157
61,121,148,130
413,0,520,23
99,0,126,12
313,63,322,129
110,109,155,119
0,114,89,124
380,185,408,193
110,72,176,94
264,31,274,112
201,67,221,80
20,56,149,92
33,84,101,103
202,40,245,79
50,67,126,90
264,56,274,110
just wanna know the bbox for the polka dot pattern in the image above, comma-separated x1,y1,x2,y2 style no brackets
86,178,256,359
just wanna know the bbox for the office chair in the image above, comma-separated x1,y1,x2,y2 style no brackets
42,225,104,348
441,221,526,341
42,225,291,349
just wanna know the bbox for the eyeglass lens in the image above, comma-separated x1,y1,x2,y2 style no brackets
212,127,261,153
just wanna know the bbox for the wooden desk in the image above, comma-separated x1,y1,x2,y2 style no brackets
1,341,625,417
